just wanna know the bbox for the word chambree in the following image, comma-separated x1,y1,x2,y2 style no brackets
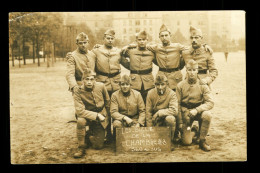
116,127,171,153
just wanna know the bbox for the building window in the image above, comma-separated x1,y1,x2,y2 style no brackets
129,20,132,26
124,28,127,34
136,20,140,26
136,28,140,33
144,13,147,17
144,20,147,25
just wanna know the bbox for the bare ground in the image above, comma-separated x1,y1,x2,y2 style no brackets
10,51,246,163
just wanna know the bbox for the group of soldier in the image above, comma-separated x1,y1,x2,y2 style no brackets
65,23,218,158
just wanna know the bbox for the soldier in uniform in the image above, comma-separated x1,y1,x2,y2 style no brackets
73,68,110,158
66,32,95,95
146,73,180,143
110,75,146,135
182,26,218,86
121,30,155,104
92,29,129,143
176,59,214,151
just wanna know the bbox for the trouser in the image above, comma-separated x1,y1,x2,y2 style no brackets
137,83,152,105
153,115,177,141
77,117,105,149
182,109,212,141
112,119,139,140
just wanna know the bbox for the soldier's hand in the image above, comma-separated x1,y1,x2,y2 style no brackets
73,85,79,93
97,113,105,122
135,123,140,127
125,57,130,62
203,44,213,54
189,109,198,117
152,113,159,125
93,44,102,49
123,116,133,125
128,43,137,49
199,79,207,85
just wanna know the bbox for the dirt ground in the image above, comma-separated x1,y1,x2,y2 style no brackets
10,51,246,164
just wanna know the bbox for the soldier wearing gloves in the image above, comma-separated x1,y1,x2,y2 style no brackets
176,59,214,151
73,68,110,158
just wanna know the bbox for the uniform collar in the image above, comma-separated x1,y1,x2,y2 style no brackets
76,48,88,54
191,46,204,55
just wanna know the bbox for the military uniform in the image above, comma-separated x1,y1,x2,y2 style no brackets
182,46,218,85
73,81,110,150
147,42,186,90
110,89,146,127
176,78,214,147
122,47,155,102
146,87,179,140
92,45,125,95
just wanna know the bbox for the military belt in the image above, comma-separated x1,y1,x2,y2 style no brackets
198,69,208,74
181,102,202,109
131,68,152,74
159,67,179,73
93,106,104,113
96,69,121,78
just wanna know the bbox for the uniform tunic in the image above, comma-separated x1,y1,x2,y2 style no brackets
146,43,187,90
73,82,110,129
176,79,214,125
122,48,155,91
110,89,146,126
66,48,95,91
92,45,125,92
146,87,178,127
182,46,218,85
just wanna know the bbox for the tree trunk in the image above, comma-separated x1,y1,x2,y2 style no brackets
22,36,26,65
18,44,21,68
36,34,40,67
11,46,14,67
33,39,35,64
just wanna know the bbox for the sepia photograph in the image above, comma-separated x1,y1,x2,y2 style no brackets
9,11,246,164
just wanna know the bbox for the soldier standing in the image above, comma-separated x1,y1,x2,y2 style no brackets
121,30,156,103
110,75,146,135
146,73,180,143
176,59,214,151
92,29,128,143
182,26,218,86
73,68,110,158
66,32,95,96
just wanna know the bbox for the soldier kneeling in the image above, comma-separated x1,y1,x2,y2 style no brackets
110,75,146,138
73,68,110,158
176,59,214,151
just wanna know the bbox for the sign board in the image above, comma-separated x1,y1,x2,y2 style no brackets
116,127,171,154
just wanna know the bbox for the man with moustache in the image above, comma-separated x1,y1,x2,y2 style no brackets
146,24,213,91
73,68,110,158
182,26,218,86
146,73,180,144
176,59,214,151
121,30,156,104
110,75,146,139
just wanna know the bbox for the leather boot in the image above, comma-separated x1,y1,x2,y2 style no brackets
73,147,85,158
199,139,211,151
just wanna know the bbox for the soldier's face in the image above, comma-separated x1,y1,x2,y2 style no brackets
136,36,148,48
159,31,171,45
77,40,89,53
190,35,203,49
83,76,95,89
155,82,167,95
120,82,131,93
104,35,115,47
186,66,198,80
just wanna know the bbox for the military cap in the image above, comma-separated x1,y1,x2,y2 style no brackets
155,73,168,83
82,68,96,79
186,59,198,69
76,32,89,42
159,24,171,34
119,75,131,85
136,30,148,39
104,29,115,37
190,26,202,37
